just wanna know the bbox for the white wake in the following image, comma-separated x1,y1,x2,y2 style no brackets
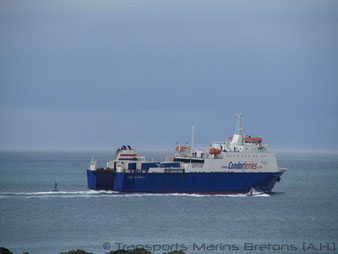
0,190,270,199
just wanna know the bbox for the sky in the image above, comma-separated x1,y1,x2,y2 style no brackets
0,0,337,151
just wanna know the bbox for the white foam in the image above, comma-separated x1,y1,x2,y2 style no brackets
0,190,270,199
0,190,118,199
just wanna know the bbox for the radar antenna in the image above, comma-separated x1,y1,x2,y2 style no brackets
235,113,244,135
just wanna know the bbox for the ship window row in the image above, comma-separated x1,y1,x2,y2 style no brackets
226,155,269,158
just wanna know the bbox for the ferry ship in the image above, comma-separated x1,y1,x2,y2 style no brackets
87,114,286,194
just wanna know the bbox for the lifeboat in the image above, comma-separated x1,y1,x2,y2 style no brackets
209,147,221,155
175,145,188,152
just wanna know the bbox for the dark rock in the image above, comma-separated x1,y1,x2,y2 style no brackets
107,250,133,254
107,248,153,254
132,249,153,254
0,247,13,254
59,249,92,254
162,251,185,254
23,252,29,254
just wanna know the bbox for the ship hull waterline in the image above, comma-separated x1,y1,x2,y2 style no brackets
87,170,284,194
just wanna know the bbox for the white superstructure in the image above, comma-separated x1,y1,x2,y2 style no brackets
160,114,286,174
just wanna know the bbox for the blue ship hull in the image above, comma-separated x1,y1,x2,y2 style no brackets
87,170,283,193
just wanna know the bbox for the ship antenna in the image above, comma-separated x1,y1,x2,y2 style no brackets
235,113,243,135
191,122,195,150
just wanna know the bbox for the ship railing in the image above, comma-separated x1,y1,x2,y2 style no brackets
176,154,206,159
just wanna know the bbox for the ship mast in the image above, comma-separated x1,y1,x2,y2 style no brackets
191,122,195,152
235,113,243,135
232,113,244,145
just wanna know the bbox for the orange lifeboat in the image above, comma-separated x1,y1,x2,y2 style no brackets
209,147,221,155
175,145,188,152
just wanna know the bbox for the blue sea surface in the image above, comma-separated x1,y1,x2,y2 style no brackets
0,150,337,254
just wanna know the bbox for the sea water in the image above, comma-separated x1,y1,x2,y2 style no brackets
0,150,337,254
